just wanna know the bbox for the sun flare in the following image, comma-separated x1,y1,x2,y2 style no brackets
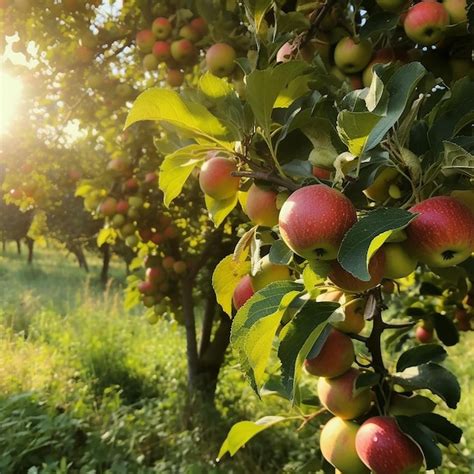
0,71,23,133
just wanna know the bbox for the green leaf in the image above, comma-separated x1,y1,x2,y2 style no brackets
159,145,208,206
396,416,442,470
392,363,461,409
355,371,381,390
412,413,462,445
212,255,251,317
396,344,447,372
305,118,340,170
205,193,239,227
441,141,474,178
269,240,293,266
338,208,417,281
360,12,400,37
97,228,117,247
199,72,234,99
124,88,231,140
337,111,382,157
432,313,459,347
365,62,427,151
278,301,338,400
246,62,310,137
274,75,312,109
244,0,273,34
217,416,288,460
231,281,303,393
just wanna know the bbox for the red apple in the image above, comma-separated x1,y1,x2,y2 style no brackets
115,200,129,215
312,166,331,180
404,1,449,45
279,184,357,260
152,41,171,61
233,275,255,310
136,29,155,53
206,43,236,77
100,197,117,217
328,249,385,293
190,17,208,37
198,157,240,200
138,280,155,296
304,329,355,378
415,324,434,343
356,416,424,474
245,184,279,227
146,267,164,285
406,196,474,267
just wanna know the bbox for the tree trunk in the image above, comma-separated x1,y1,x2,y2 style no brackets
26,237,34,264
101,244,110,285
16,239,21,255
2,238,5,253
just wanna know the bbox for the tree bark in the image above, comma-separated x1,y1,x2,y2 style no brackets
26,237,34,264
16,239,21,255
199,291,216,358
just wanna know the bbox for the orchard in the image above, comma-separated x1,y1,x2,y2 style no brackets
1,0,474,472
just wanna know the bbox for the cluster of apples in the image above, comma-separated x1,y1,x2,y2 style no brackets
278,0,471,90
137,253,187,323
135,15,237,87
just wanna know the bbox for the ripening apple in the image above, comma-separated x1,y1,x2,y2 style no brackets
334,37,373,74
304,329,355,378
318,368,372,420
146,267,164,286
179,25,201,43
244,184,279,227
251,255,291,291
136,29,155,53
173,261,187,274
170,39,197,65
143,53,159,70
190,17,208,37
376,0,407,12
115,199,129,215
138,280,155,296
100,197,117,217
415,324,434,343
328,249,385,293
355,417,424,474
152,17,172,40
382,243,418,279
233,275,255,309
320,417,369,474
404,1,449,45
443,0,467,24
152,41,171,62
279,184,357,261
139,228,153,243
198,156,240,200
166,69,184,87
205,43,236,77
363,167,399,202
406,196,474,267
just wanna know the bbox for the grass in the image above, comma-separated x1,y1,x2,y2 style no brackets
0,242,472,473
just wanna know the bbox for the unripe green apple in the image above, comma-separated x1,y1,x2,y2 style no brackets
443,0,467,24
128,196,143,208
279,184,357,261
318,368,372,420
406,196,474,267
382,243,418,279
152,17,172,40
125,235,139,247
334,37,373,74
142,295,156,308
304,329,354,378
233,275,255,310
173,260,187,274
121,222,136,237
363,167,399,202
451,189,474,213
355,417,424,474
198,157,240,200
179,25,201,43
251,255,291,291
320,417,369,474
244,184,279,227
328,249,385,293
136,30,155,53
205,43,236,77
112,213,125,227
170,39,197,65
143,53,159,71
404,1,449,45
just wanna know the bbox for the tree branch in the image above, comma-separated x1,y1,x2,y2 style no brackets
199,290,216,358
231,170,298,192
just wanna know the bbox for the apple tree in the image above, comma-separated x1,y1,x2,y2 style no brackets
124,0,474,471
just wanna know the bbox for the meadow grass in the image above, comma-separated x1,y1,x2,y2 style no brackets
0,242,472,473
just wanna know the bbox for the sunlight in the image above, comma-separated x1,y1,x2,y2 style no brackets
0,71,23,133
